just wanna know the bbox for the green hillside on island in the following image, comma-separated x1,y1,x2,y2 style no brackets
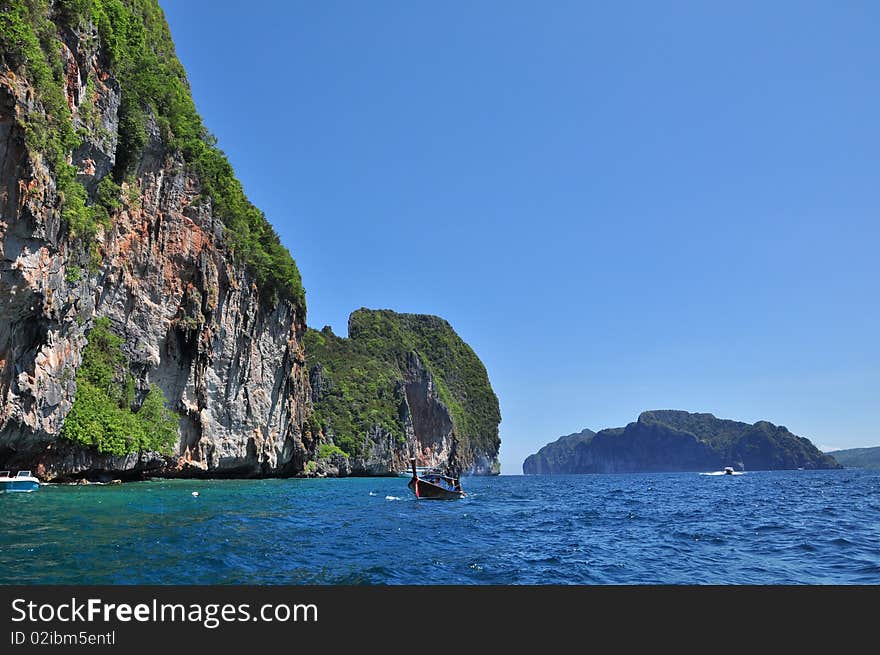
826,446,880,469
304,309,501,475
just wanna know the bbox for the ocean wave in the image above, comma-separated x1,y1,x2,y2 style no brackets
3,470,877,584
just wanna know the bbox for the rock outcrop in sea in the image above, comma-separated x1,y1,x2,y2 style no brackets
304,309,501,476
523,410,841,474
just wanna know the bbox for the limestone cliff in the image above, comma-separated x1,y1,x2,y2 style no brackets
0,2,503,482
303,309,501,476
0,0,312,480
524,410,841,474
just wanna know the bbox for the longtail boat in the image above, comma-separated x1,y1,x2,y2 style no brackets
407,458,465,500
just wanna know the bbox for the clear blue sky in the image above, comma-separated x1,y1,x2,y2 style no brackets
161,1,878,473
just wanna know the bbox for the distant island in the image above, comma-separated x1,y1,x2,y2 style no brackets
523,410,841,474
825,446,880,470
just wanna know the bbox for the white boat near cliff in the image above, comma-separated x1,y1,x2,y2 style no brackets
0,470,40,493
397,465,439,478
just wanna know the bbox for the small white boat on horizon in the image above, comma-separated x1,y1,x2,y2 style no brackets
700,467,744,476
0,470,40,493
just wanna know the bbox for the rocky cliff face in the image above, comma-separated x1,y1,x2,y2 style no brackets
0,2,311,480
524,410,841,474
306,351,457,477
303,310,501,476
522,428,596,475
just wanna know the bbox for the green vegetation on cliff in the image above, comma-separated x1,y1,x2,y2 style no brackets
61,318,178,456
0,0,111,267
0,0,304,310
303,309,500,462
304,325,405,456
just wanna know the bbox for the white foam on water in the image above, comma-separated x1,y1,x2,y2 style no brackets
385,495,402,501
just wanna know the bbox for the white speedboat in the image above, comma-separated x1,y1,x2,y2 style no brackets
0,470,40,493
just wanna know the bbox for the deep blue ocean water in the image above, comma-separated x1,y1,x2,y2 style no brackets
1,469,878,584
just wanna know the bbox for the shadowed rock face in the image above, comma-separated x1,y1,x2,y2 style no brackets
524,410,841,474
523,428,596,475
0,10,310,481
404,353,455,472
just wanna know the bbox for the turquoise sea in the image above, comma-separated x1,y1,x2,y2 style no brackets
1,469,878,584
